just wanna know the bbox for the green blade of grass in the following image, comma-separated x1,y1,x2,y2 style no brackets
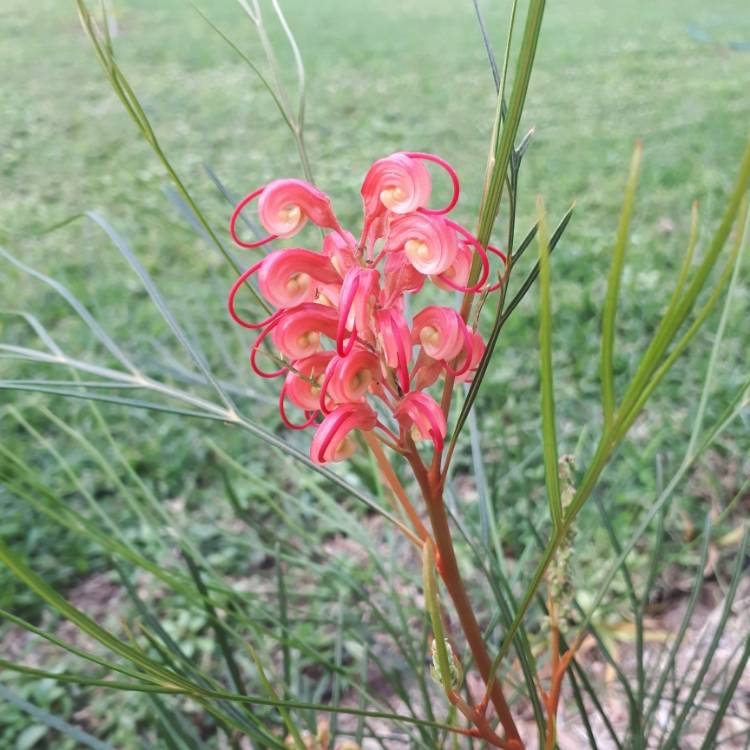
0,246,138,375
0,660,179,693
0,539,196,692
0,382,226,421
643,515,712,732
147,694,203,750
697,635,750,750
75,1,263,295
183,554,247,697
86,211,239,417
0,607,161,686
661,528,749,749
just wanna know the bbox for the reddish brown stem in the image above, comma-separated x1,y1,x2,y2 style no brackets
406,442,523,748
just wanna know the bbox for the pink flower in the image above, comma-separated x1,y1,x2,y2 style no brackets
257,248,341,308
432,241,472,291
259,179,342,236
454,331,486,383
336,268,380,355
384,213,458,276
412,306,469,361
394,392,447,453
361,153,432,228
323,230,357,277
310,403,378,464
284,352,334,411
230,178,343,248
320,347,380,411
228,151,494,463
270,303,339,360
375,307,412,393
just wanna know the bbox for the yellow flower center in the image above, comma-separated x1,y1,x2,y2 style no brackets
405,239,431,262
279,204,302,226
350,369,372,394
380,187,406,209
420,326,441,348
286,272,310,296
297,331,320,350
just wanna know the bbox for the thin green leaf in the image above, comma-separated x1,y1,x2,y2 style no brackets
537,197,562,530
475,0,544,250
618,138,750,420
601,142,642,429
448,204,574,457
75,0,273,308
0,539,201,692
0,246,138,375
471,0,500,91
275,545,292,692
147,694,203,750
687,197,749,455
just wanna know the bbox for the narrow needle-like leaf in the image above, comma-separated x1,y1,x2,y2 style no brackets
537,197,562,530
601,142,642,429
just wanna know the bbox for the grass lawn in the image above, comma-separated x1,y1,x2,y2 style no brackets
1,0,749,747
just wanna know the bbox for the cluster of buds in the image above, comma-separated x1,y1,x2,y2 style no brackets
228,152,505,464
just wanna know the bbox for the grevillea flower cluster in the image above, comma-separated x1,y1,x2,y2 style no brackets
228,152,505,464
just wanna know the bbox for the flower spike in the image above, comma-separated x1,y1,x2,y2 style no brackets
412,306,467,362
284,352,334,410
455,331,486,383
442,324,474,378
259,179,343,236
376,307,412,394
361,152,432,217
319,348,379,414
432,242,475,293
336,271,360,357
228,150,484,462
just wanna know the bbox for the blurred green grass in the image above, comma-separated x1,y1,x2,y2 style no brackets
1,0,749,746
